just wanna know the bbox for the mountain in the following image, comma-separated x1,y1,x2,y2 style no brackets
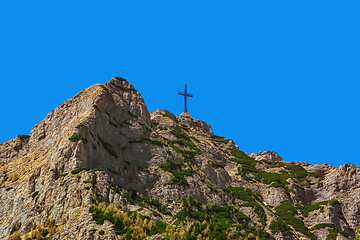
0,77,359,240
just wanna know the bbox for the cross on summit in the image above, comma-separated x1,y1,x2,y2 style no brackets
178,84,193,118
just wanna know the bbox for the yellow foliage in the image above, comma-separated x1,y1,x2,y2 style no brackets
32,221,37,230
104,203,116,214
98,202,106,210
9,231,21,240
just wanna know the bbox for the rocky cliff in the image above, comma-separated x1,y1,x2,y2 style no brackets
0,77,359,240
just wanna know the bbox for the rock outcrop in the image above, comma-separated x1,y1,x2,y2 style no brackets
0,77,358,240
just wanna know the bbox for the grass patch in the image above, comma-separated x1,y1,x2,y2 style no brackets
18,135,30,141
169,130,191,141
124,120,132,126
180,124,188,130
159,127,168,130
115,76,126,81
69,134,82,142
312,223,335,230
128,111,138,118
297,199,341,217
99,85,108,90
152,121,159,125
211,134,229,144
164,169,195,187
60,180,68,186
71,168,86,174
158,158,180,171
31,191,39,197
88,168,104,174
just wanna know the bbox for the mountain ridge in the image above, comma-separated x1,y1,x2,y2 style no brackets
0,77,359,240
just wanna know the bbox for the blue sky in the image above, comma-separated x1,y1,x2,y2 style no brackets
0,1,359,167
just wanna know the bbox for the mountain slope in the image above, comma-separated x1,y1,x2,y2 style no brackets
0,77,359,240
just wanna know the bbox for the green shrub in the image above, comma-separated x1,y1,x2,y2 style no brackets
124,192,135,205
99,85,108,90
89,228,97,232
234,211,251,222
69,134,82,142
99,229,104,235
180,124,188,130
169,130,191,141
10,222,20,235
164,169,195,187
327,228,338,240
312,223,335,230
301,200,329,217
285,164,308,179
85,184,92,190
270,182,285,188
274,200,317,240
124,120,132,125
71,168,86,174
209,159,224,168
60,172,68,177
227,186,260,202
31,191,39,197
128,111,138,118
162,114,169,117
93,104,98,109
152,121,159,125
159,127,168,130
160,207,171,215
2,173,8,182
309,172,326,178
158,158,180,171
211,134,229,143
241,201,267,225
88,168,103,174
269,219,292,235
76,174,81,178
60,180,68,186
207,185,217,192
18,135,30,140
191,211,212,221
115,76,126,81
329,199,340,206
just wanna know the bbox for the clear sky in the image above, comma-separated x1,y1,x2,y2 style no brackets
0,1,359,167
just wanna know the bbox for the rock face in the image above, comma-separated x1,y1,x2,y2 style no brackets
247,151,284,162
0,77,359,240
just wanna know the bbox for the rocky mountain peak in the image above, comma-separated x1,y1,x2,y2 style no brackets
0,77,359,240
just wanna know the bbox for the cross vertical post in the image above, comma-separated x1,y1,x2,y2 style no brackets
178,84,193,113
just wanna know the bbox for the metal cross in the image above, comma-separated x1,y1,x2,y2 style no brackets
178,84,193,113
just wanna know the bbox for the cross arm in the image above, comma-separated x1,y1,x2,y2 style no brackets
178,92,193,97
